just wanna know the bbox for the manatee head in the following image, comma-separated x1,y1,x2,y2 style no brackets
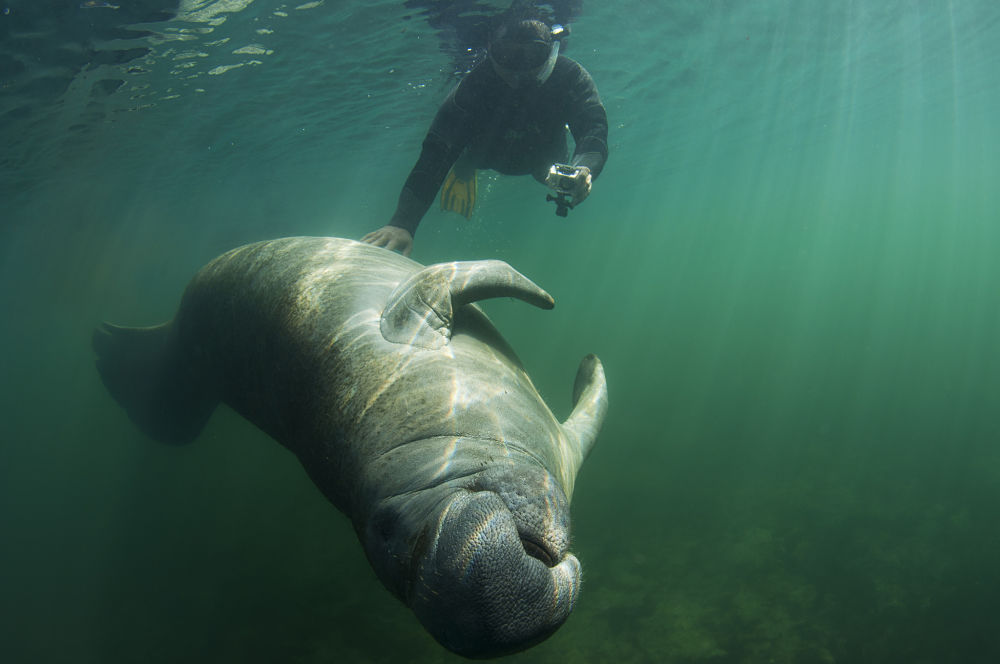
361,462,579,658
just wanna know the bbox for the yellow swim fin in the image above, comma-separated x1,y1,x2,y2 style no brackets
440,167,477,219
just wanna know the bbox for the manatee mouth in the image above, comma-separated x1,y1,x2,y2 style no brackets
466,465,570,571
520,536,557,567
409,486,581,657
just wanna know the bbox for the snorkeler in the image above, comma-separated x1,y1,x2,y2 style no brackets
362,17,609,256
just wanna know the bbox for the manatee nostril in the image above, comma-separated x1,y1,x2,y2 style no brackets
520,536,557,567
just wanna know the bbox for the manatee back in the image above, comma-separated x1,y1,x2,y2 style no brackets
92,237,417,450
171,238,419,443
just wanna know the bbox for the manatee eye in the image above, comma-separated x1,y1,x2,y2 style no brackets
520,536,556,567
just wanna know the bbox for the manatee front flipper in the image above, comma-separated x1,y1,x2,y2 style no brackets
380,260,554,349
559,354,608,498
92,322,218,444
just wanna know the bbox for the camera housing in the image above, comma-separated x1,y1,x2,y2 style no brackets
545,164,581,194
544,164,582,217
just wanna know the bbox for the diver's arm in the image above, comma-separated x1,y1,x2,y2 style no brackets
366,132,455,256
565,63,609,178
385,151,447,238
384,87,474,237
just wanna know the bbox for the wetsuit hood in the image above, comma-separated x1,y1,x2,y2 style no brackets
489,19,561,89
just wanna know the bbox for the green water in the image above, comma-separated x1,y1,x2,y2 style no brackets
2,1,1000,662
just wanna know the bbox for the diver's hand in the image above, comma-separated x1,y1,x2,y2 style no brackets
547,164,593,207
570,166,592,206
362,225,413,257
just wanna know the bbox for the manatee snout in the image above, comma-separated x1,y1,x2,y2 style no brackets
411,467,579,658
469,465,571,567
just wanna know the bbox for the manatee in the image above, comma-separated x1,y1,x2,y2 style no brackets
91,237,607,657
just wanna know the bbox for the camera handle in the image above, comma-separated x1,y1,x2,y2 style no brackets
546,192,575,217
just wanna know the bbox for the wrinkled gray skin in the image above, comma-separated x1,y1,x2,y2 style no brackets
92,237,607,658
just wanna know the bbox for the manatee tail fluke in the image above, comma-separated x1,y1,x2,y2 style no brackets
92,322,217,444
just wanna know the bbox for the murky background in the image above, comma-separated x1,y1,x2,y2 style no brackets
3,1,1000,662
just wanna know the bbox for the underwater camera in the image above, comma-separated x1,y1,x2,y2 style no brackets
545,163,582,217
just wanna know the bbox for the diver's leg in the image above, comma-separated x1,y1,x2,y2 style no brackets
453,146,482,180
441,145,484,218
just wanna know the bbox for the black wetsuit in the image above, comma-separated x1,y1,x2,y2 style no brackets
388,55,609,235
